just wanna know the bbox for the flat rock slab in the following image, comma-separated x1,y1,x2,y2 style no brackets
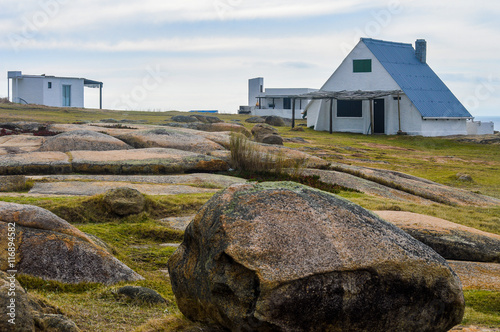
29,173,246,188
375,211,500,263
165,122,252,137
300,169,434,204
330,163,500,207
38,130,131,152
157,127,232,148
0,151,71,175
158,215,195,231
48,123,165,137
116,128,225,154
69,148,229,174
447,260,500,291
0,135,45,152
28,181,220,196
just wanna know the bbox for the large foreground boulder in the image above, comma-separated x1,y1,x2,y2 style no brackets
38,130,132,152
168,182,465,332
0,202,143,284
375,211,500,263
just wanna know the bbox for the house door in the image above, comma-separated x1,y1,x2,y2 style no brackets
62,85,71,107
373,99,385,134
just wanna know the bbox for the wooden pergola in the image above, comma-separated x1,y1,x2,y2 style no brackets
284,90,404,134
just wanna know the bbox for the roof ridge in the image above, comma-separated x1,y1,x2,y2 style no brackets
361,37,413,48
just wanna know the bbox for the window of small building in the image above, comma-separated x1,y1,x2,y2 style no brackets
283,98,291,110
353,59,372,73
337,100,363,117
48,82,52,89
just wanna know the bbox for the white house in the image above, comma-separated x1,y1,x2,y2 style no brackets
306,38,490,136
239,77,317,119
7,71,103,109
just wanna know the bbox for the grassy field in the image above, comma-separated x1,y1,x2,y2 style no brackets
1,104,499,331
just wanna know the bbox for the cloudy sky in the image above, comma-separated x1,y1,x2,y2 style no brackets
0,0,498,116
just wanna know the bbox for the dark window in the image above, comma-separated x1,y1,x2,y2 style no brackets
283,98,291,110
48,82,52,89
337,100,362,117
353,59,372,73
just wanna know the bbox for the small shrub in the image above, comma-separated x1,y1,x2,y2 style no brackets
229,133,287,174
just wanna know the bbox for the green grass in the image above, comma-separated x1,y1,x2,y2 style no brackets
463,290,500,326
0,193,213,224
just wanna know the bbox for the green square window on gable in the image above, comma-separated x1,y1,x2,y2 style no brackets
353,59,372,73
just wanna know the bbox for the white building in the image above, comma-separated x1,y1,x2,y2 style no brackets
7,71,103,109
239,77,317,119
306,38,492,136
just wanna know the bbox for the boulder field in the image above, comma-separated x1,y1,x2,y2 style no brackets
168,182,465,332
0,123,330,175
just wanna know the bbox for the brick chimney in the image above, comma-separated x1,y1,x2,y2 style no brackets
415,39,427,63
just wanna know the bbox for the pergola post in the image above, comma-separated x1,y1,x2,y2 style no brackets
370,99,374,134
329,98,334,134
292,98,296,128
397,92,401,133
99,83,103,109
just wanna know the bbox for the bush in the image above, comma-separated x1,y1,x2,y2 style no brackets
229,133,285,173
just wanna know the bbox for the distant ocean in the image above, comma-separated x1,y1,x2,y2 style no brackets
474,116,500,132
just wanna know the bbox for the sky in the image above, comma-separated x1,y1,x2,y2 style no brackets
0,0,499,116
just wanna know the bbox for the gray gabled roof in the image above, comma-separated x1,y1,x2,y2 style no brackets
362,38,472,119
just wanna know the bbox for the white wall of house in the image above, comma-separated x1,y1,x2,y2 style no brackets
466,121,495,135
322,41,401,92
12,75,84,108
248,77,264,106
12,77,44,104
312,95,424,135
251,108,304,119
306,100,321,128
42,77,85,108
421,119,468,136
